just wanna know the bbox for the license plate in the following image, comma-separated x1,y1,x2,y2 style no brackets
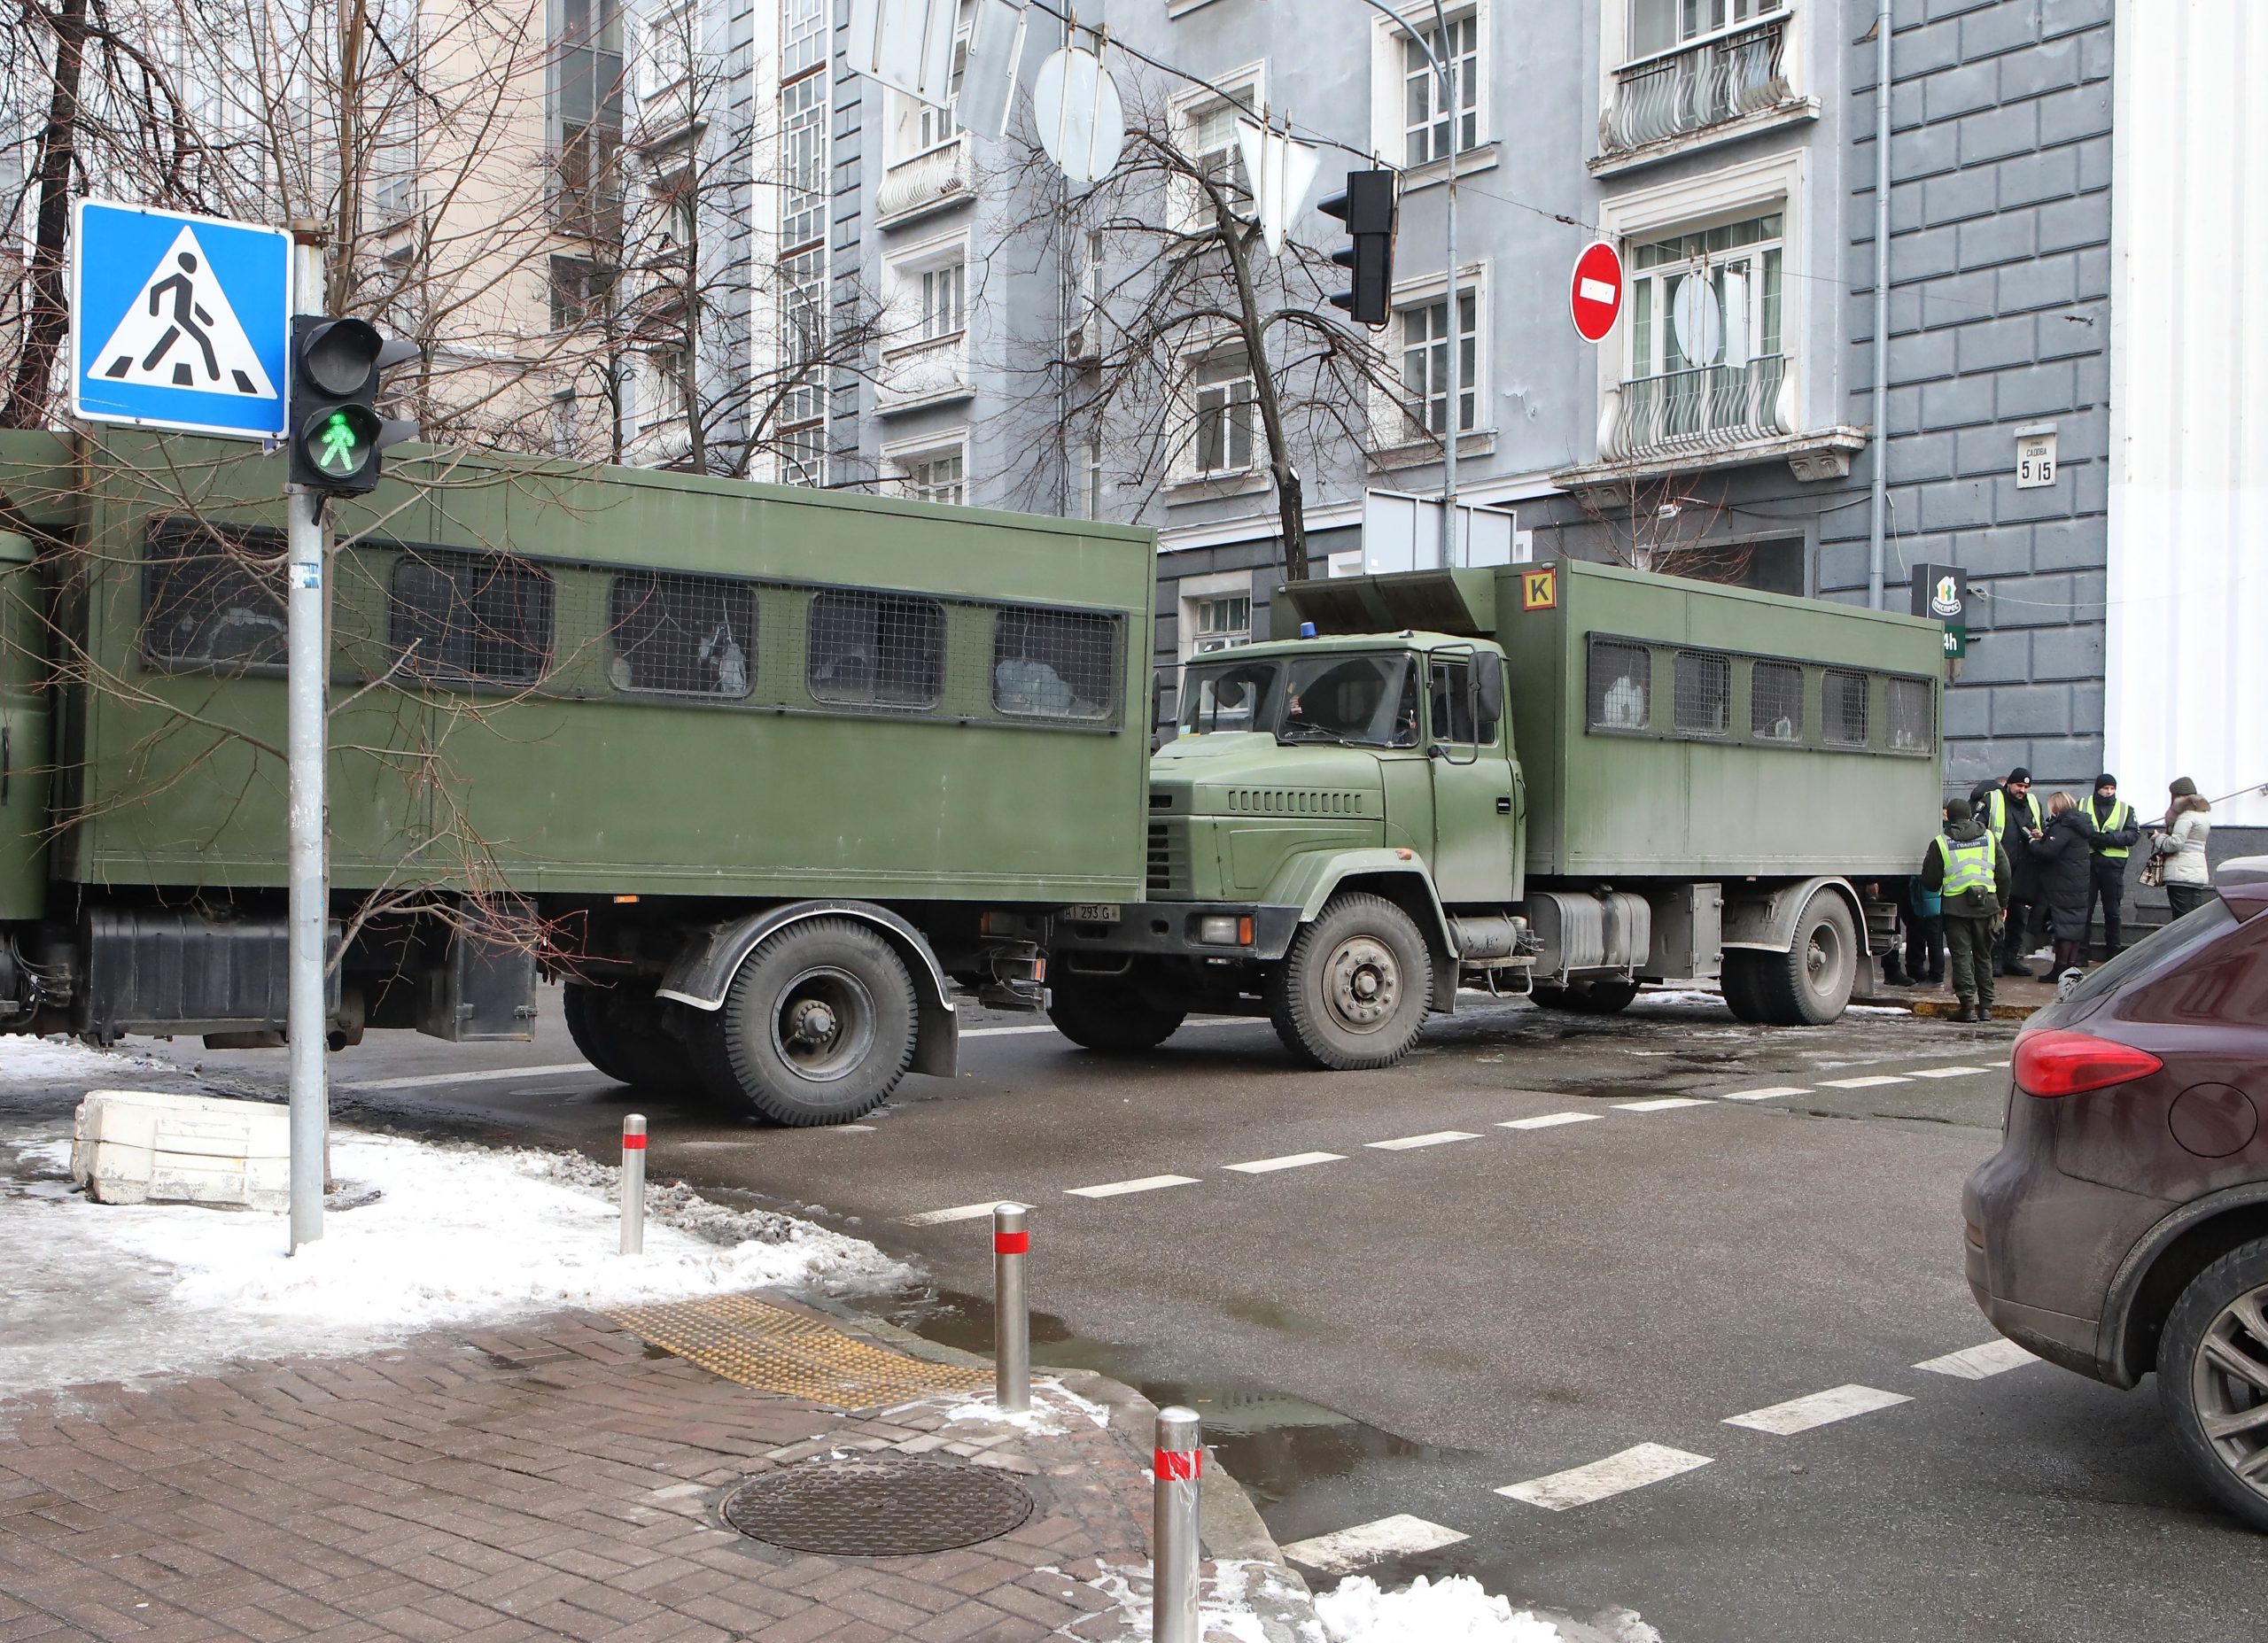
1064,903,1122,923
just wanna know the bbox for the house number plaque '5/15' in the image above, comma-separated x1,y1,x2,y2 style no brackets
2016,428,2057,490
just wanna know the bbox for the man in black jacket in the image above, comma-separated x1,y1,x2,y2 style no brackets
1984,767,2045,976
2084,773,2141,958
1922,797,2013,1022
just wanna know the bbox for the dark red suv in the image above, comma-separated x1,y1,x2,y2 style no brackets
1965,860,2268,1526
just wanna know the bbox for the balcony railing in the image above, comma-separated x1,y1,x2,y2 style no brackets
879,329,969,409
1600,11,1793,155
1603,353,1792,460
876,139,972,223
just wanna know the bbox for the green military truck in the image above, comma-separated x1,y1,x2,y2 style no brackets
1043,560,1946,1068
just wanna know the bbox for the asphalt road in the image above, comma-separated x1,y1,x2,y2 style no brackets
180,988,2256,1643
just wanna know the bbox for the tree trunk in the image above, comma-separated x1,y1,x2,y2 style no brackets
3,0,90,430
1217,210,1308,583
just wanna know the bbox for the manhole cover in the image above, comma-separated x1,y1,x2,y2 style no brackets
721,1457,1034,1556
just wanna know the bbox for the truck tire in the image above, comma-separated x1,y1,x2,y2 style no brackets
1529,980,1641,1015
2156,1237,2268,1532
693,918,917,1125
1719,953,1769,1024
1267,892,1432,1071
562,980,698,1091
1752,891,1858,1026
1047,975,1186,1052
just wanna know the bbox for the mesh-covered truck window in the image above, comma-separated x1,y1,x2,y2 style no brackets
607,571,756,698
389,550,555,686
1587,639,1651,731
1672,651,1729,736
1888,676,1933,752
142,522,287,670
1751,661,1802,741
807,589,944,709
991,607,1118,721
1823,668,1869,747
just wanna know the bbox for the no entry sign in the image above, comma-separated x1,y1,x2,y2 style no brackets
1569,240,1624,344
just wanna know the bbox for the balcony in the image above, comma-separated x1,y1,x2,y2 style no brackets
878,329,970,413
876,139,973,228
1594,11,1812,175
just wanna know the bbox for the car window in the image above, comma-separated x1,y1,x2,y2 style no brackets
2062,896,2238,1008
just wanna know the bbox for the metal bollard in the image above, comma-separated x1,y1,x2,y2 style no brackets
992,1202,1030,1413
1152,1407,1202,1643
620,1114,647,1255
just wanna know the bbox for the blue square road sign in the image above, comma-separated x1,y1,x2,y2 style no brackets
69,198,291,440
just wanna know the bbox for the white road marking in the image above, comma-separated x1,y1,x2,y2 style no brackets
1613,1097,1709,1112
1819,1074,1912,1089
1223,1151,1345,1174
832,1124,878,1133
1066,1174,1201,1198
1718,1085,1811,1101
1498,1112,1601,1130
1365,1130,1480,1151
1496,1443,1713,1510
346,1062,594,1090
897,1202,1008,1226
1723,1383,1912,1435
1915,1339,2038,1379
1280,1514,1469,1574
1906,1065,1990,1080
1987,1058,2012,1066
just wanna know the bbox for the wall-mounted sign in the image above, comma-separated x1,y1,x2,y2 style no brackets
2016,423,2057,489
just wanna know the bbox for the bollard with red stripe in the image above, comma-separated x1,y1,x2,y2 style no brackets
992,1202,1030,1413
620,1114,647,1256
1152,1407,1202,1643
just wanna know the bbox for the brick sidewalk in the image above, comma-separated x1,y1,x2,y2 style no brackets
0,1302,1303,1642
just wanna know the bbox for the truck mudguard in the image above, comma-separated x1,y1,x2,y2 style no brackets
1720,877,1872,957
1266,849,1460,1012
657,901,958,1079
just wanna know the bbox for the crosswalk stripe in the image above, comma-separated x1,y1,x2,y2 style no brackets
1366,1130,1480,1151
1915,1339,2038,1379
1497,1112,1601,1129
897,1202,1006,1226
1722,1383,1911,1435
1281,1514,1469,1574
1906,1065,1990,1079
1614,1097,1709,1112
1065,1174,1200,1198
1819,1074,1912,1089
1222,1151,1344,1174
1496,1443,1713,1510
1718,1085,1811,1101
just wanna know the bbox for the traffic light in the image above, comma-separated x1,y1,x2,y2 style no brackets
287,317,419,494
1318,169,1398,329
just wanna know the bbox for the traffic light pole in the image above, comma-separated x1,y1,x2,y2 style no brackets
286,227,330,1253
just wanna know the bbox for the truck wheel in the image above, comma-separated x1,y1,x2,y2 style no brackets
562,980,697,1091
1048,975,1186,1052
1753,891,1858,1026
2157,1238,2268,1532
1529,980,1640,1015
694,918,917,1125
1267,892,1431,1071
1720,953,1769,1024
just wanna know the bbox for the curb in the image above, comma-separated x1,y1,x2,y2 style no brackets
1906,998,2039,1020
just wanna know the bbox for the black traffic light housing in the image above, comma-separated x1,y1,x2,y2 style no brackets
1318,169,1398,329
287,317,419,494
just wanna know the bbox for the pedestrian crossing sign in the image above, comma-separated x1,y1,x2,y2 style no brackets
69,199,291,440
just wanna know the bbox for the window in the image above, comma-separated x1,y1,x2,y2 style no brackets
1429,656,1479,744
1822,669,1868,747
641,0,693,100
608,572,755,697
1191,594,1250,654
1609,0,1788,153
1628,0,1773,60
1188,92,1253,197
548,255,611,329
1587,639,1651,731
807,589,945,709
992,608,1119,721
778,422,824,488
1626,212,1786,446
390,551,555,686
920,259,966,340
1400,290,1478,437
141,522,285,670
1403,10,1479,166
920,38,965,150
779,61,827,250
1888,677,1933,753
644,344,689,427
1672,650,1729,736
551,0,624,233
781,0,825,76
778,243,825,481
1192,351,1256,475
1080,441,1104,519
1750,659,1801,742
902,447,966,506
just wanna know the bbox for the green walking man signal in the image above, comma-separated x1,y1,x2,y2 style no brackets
286,315,419,494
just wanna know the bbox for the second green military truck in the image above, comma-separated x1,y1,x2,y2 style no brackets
0,431,1943,1120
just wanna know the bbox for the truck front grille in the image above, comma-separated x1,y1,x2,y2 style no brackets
1146,819,1187,895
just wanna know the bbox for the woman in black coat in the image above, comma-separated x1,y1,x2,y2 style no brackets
2028,793,2097,974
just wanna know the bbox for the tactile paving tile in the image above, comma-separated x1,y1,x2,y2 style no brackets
606,1292,990,1409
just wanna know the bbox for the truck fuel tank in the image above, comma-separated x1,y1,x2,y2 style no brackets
1528,890,1651,980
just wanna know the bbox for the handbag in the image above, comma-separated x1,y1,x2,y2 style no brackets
2140,832,2167,888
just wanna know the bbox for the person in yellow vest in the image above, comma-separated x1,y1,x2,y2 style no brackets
1984,767,2045,977
1922,796,2012,1022
2083,773,2140,958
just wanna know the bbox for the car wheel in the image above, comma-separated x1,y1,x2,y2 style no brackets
693,918,917,1125
1047,973,1186,1052
1267,892,1431,1071
2157,1238,2268,1531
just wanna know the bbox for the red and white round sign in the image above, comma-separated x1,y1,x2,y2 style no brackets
1569,240,1624,344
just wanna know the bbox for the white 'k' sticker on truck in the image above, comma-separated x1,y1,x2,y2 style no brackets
90,225,278,399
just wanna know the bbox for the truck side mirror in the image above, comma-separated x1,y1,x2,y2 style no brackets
1476,653,1504,723
1152,669,1170,732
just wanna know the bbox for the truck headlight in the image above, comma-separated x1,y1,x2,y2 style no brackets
1198,915,1253,946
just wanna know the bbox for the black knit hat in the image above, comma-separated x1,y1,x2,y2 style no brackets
2008,766,2032,783
2094,773,2117,789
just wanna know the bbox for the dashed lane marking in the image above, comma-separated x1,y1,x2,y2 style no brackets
1280,1514,1469,1574
1497,1112,1601,1129
1906,1065,1991,1079
1496,1443,1713,1510
1066,1174,1201,1198
1718,1085,1811,1101
897,1202,1007,1226
1722,1383,1912,1435
1366,1130,1481,1151
1223,1151,1345,1174
1613,1097,1710,1112
1818,1074,1913,1089
1915,1339,2039,1379
346,1062,593,1090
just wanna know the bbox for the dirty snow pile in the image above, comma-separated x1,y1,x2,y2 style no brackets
1315,1575,1565,1642
0,1089,913,1399
934,1377,1114,1434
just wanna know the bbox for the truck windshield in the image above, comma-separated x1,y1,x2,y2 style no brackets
1180,653,1418,748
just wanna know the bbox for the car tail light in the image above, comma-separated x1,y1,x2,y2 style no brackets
2012,1028,2163,1097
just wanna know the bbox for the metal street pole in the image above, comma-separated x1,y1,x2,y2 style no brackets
1867,0,1892,610
286,224,330,1252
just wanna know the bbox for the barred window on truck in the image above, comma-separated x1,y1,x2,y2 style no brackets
807,589,945,709
388,550,555,686
142,522,287,671
990,607,1118,722
1672,651,1730,737
1822,668,1870,747
1587,639,1651,732
1887,676,1933,752
1750,660,1803,742
607,571,757,698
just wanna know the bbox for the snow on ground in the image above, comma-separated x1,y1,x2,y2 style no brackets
1314,1575,1563,1641
0,1057,914,1399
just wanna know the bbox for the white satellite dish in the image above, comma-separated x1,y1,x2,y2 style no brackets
1031,45,1124,186
1670,273,1723,366
845,0,958,108
1234,120,1321,257
957,0,1028,142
